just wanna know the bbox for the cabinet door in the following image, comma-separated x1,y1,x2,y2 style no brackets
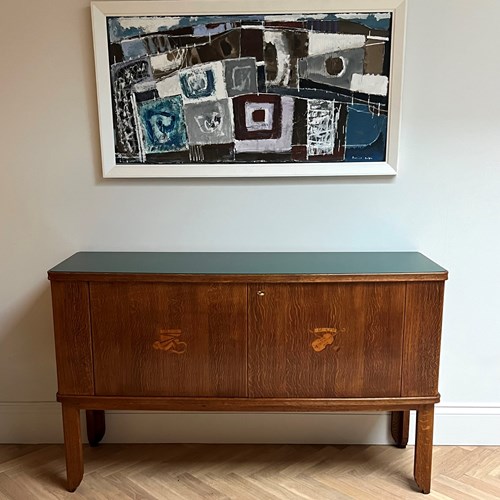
90,283,247,397
248,283,405,398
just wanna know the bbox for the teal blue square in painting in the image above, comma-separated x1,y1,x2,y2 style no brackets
138,96,188,153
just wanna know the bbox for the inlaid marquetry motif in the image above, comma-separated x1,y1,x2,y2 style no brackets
153,329,187,354
311,327,341,353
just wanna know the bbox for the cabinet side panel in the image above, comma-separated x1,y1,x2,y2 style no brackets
402,282,445,397
50,281,94,395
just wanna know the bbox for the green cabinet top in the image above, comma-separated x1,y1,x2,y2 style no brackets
48,252,447,281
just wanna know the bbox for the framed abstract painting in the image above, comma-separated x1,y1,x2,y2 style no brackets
91,0,406,177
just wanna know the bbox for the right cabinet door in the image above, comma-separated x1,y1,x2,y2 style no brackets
248,283,406,398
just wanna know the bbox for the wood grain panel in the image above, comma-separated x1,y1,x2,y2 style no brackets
90,283,247,397
50,281,93,395
248,283,406,398
402,282,445,397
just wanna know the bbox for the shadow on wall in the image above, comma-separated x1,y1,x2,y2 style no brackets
102,411,393,445
0,284,58,401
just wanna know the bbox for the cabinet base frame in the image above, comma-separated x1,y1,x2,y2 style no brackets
59,394,438,494
58,394,439,411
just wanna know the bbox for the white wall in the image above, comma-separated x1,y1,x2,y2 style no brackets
1,0,499,444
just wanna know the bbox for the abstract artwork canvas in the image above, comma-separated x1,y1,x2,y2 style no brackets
92,1,406,177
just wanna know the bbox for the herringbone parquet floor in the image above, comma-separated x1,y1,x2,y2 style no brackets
0,444,498,499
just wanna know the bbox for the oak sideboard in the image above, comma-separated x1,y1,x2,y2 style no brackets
48,252,447,493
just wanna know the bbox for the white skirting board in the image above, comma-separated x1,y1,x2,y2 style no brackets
0,403,499,445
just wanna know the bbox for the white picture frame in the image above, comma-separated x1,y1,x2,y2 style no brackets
91,0,407,178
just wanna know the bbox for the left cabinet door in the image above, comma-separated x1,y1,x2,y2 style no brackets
90,282,247,397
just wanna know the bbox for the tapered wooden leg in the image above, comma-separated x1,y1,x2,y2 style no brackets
86,410,106,447
61,404,84,492
391,410,410,448
414,404,435,494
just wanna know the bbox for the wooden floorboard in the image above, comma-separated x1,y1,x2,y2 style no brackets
0,444,498,499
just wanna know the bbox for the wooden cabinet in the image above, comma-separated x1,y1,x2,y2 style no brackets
48,252,447,494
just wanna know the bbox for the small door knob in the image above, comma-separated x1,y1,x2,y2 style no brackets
257,290,265,296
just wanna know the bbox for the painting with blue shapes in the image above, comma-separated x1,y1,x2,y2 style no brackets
106,12,393,165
